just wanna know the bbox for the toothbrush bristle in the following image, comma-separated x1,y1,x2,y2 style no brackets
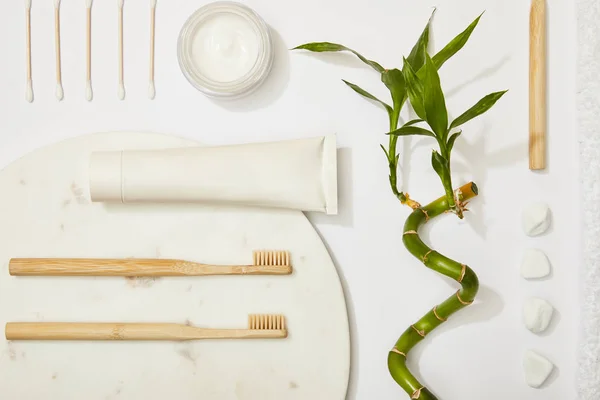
249,314,286,330
252,251,290,266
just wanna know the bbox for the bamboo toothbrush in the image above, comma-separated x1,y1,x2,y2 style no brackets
117,0,125,100
54,0,63,100
5,314,288,341
25,0,33,103
85,0,93,101
529,0,546,170
148,0,156,99
9,250,292,276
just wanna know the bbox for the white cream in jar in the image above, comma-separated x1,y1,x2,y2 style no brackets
178,2,274,98
191,12,260,82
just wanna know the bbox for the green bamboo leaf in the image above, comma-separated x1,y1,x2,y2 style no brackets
292,42,384,73
406,9,436,71
387,125,435,137
402,58,426,120
446,130,462,154
432,13,483,70
380,144,390,159
381,69,406,118
342,80,393,115
405,119,424,126
431,150,450,182
422,55,448,138
449,90,508,129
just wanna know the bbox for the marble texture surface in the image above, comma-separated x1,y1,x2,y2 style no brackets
0,132,350,400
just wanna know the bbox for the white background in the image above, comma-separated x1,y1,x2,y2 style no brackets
0,0,578,399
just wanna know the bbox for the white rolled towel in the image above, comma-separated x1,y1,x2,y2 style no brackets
89,135,338,214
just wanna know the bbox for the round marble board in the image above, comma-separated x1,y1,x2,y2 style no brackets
0,132,350,400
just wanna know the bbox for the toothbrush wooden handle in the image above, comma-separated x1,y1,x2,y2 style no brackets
6,322,189,340
9,258,292,276
5,323,288,341
529,0,546,170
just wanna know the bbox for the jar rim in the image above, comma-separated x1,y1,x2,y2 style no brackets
177,1,274,99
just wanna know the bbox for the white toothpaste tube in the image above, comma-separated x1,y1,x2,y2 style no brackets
89,135,338,214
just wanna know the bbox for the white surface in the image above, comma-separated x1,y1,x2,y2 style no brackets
0,0,578,399
523,297,554,334
88,135,337,214
0,132,350,399
524,350,555,388
576,0,600,398
522,202,552,236
520,249,551,279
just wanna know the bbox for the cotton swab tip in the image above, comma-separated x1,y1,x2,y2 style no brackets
55,83,64,101
148,81,156,99
150,0,157,7
118,0,124,8
118,83,125,100
26,80,33,103
25,0,32,9
54,0,61,8
85,82,93,101
85,0,93,8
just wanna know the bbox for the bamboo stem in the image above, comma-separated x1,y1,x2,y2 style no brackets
388,182,480,400
529,0,546,170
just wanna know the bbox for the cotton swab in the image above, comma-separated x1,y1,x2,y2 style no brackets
54,0,63,100
118,0,125,100
148,0,157,99
85,0,93,101
25,0,33,103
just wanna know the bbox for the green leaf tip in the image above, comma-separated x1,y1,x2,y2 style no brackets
291,42,384,73
431,12,484,70
449,90,508,129
341,79,393,115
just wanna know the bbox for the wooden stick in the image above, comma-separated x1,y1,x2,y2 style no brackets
26,6,31,82
9,257,293,276
54,8,61,83
529,0,546,170
54,0,64,100
148,0,156,99
25,0,33,102
85,0,93,101
5,322,287,341
118,0,124,99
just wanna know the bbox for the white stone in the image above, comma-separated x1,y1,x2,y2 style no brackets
523,350,554,388
522,202,551,236
520,249,551,279
523,298,554,333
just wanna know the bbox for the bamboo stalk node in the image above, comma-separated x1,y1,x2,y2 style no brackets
411,387,424,399
390,347,406,357
419,208,430,221
432,306,447,321
456,290,473,305
422,250,433,264
457,264,467,283
411,325,426,337
403,230,418,236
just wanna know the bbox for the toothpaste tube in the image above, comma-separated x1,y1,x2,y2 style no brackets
89,135,338,214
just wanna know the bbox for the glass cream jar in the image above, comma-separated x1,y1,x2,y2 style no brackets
177,1,274,99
